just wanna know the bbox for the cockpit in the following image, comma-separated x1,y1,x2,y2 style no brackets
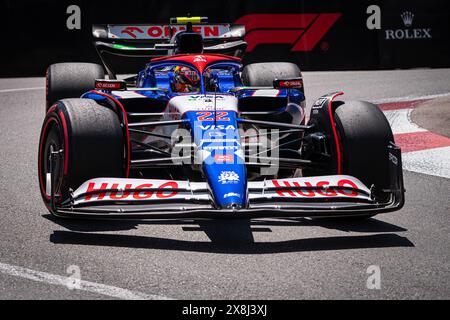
152,64,240,94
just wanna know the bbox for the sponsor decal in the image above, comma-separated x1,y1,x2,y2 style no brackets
312,97,328,109
199,139,239,145
207,130,226,138
196,111,230,121
198,124,236,130
83,181,178,201
218,171,240,184
277,79,303,88
234,13,341,52
385,11,432,40
189,95,225,100
95,82,120,89
389,152,398,165
214,154,234,163
109,24,229,40
95,80,126,90
204,145,239,151
121,26,144,39
193,55,207,63
271,178,361,197
199,136,241,152
224,192,240,199
401,11,414,27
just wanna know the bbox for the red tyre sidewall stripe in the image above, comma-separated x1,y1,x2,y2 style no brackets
89,90,131,178
38,105,70,202
47,104,57,114
58,110,69,175
327,92,344,174
38,117,58,200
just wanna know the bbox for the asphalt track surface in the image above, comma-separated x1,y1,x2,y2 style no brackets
0,68,449,300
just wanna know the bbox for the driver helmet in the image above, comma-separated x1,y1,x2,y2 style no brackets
172,66,200,92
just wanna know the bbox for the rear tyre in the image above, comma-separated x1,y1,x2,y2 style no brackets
242,62,303,179
241,62,301,86
38,99,124,211
46,63,105,111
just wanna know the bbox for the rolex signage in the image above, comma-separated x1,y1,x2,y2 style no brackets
385,11,432,40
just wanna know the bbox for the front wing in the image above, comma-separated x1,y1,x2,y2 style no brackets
49,145,404,219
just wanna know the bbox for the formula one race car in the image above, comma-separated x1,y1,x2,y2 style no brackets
39,17,404,219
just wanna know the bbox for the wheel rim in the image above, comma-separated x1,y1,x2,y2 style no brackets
39,121,64,201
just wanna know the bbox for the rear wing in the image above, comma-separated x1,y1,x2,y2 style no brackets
94,24,244,40
92,23,247,77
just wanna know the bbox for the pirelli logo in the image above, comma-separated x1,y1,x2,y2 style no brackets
235,13,342,52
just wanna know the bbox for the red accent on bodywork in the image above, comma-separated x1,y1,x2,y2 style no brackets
85,182,109,200
316,181,337,196
133,184,154,199
337,179,358,197
156,181,179,199
271,180,296,197
270,178,362,197
293,182,316,197
327,92,344,174
95,80,126,90
151,54,241,73
80,181,179,201
47,104,57,114
121,26,144,39
110,183,133,199
90,91,131,178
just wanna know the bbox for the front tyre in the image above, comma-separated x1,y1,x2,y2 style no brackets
38,99,124,212
334,100,394,194
310,100,395,221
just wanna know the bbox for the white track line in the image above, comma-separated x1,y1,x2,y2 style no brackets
0,87,44,93
384,108,426,134
0,262,173,300
371,92,450,104
402,146,450,179
380,97,450,179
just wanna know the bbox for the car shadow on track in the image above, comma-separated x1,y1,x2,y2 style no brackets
46,215,414,254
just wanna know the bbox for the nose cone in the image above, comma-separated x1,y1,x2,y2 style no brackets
185,109,247,209
208,166,247,209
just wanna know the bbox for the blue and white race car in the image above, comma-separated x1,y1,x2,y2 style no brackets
39,17,404,219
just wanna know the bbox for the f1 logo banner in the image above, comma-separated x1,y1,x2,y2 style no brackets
235,13,342,52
